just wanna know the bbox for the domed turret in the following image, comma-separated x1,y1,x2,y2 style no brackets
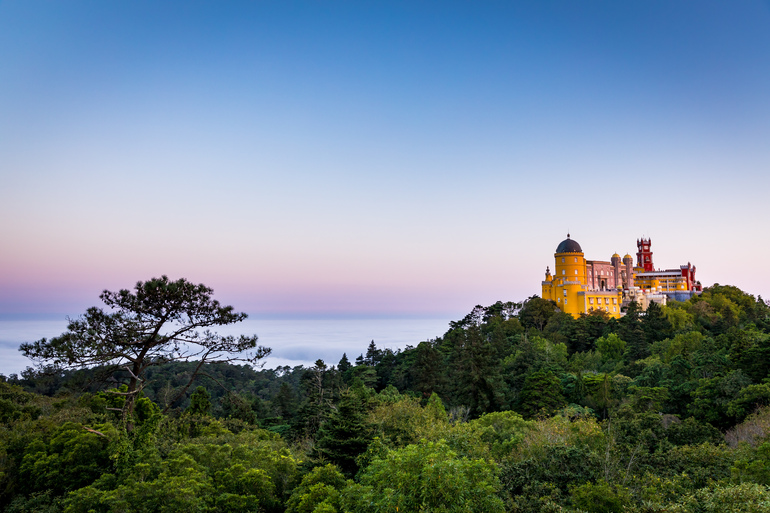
555,234,582,254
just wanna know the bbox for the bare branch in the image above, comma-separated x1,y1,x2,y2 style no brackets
82,426,108,438
162,355,211,414
123,365,144,382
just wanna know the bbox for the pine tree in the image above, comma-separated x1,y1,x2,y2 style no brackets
338,353,352,374
364,340,383,366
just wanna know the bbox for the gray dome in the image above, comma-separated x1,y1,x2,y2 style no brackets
556,236,582,254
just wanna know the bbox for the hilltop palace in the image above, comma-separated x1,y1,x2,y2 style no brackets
541,235,702,318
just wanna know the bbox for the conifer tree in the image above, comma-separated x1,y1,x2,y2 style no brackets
314,382,373,476
619,301,649,364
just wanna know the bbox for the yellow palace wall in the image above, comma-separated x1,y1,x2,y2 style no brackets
542,249,623,319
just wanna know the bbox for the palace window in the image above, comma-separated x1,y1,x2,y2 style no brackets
562,258,565,263
575,270,578,275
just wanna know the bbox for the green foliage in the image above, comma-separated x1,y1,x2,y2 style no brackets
728,384,770,423
665,416,723,447
665,303,696,333
502,443,602,499
626,386,669,412
689,370,753,429
186,386,212,416
669,482,770,512
517,370,566,419
5,491,63,513
64,429,299,513
732,440,770,486
18,421,117,497
370,394,448,448
0,382,42,424
449,321,506,416
570,479,630,513
646,443,735,490
64,452,214,513
285,464,346,513
596,333,626,362
519,296,558,332
651,331,705,364
467,411,530,461
343,439,505,513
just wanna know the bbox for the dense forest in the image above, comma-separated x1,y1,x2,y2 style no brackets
4,283,770,512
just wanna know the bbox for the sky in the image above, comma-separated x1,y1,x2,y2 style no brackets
2,0,770,321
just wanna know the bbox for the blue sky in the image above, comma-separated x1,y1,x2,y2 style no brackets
2,1,770,318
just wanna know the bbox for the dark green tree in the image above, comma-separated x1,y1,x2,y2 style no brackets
296,360,332,437
274,382,299,422
364,341,382,366
517,370,566,418
285,464,347,513
619,301,648,365
314,384,373,476
452,324,504,416
338,353,352,376
519,296,558,331
186,386,211,416
410,341,445,399
641,301,673,343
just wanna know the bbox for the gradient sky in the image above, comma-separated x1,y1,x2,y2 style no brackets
2,1,770,319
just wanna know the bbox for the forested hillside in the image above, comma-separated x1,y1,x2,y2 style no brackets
4,284,770,512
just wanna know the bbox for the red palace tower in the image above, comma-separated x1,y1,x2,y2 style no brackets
637,238,654,272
